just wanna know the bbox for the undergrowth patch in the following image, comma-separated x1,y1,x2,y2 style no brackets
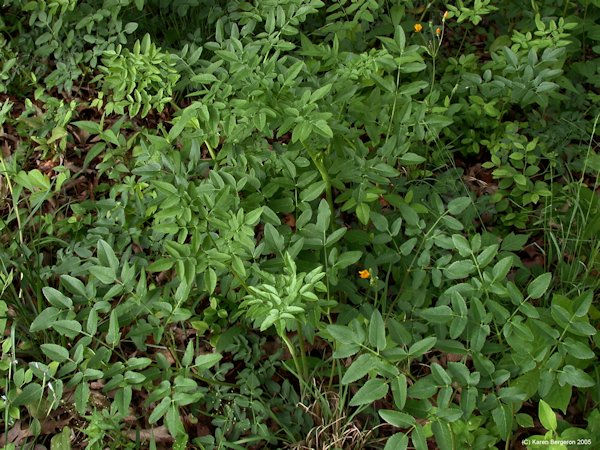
0,0,599,449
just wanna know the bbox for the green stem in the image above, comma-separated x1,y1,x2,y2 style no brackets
304,142,334,218
385,67,402,143
430,55,436,93
297,325,309,381
0,156,28,311
385,211,448,320
0,156,23,246
281,333,305,397
204,139,218,168
562,0,569,18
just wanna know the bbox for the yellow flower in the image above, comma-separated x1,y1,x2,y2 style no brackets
436,27,441,36
443,11,449,20
414,23,423,33
358,269,371,279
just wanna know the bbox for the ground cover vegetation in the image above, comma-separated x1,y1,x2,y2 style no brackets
0,0,599,448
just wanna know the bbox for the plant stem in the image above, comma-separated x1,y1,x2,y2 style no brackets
304,142,334,219
204,139,218,168
430,55,436,93
281,333,305,397
0,156,29,311
562,0,570,18
296,325,309,381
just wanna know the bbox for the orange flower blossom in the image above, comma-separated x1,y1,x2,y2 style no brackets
358,269,371,279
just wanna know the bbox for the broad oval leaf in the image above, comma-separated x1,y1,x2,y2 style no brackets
348,378,389,406
341,354,379,385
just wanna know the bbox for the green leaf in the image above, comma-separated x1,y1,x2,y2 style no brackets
516,413,534,428
166,404,186,439
182,341,194,367
41,343,70,362
97,239,119,271
313,120,333,138
368,310,386,351
349,378,389,406
194,353,222,370
447,197,471,215
52,320,82,338
384,433,408,450
310,84,332,103
558,365,595,388
408,377,438,399
124,22,138,34
492,256,513,280
42,287,73,309
325,228,347,247
264,223,285,252
574,291,593,317
444,260,475,279
191,73,218,84
231,255,246,278
147,258,174,272
50,426,71,450
501,233,529,251
327,325,358,345
356,202,370,225
335,250,362,269
431,363,452,385
87,309,98,335
399,237,416,255
394,25,406,51
492,404,512,440
441,215,464,231
502,46,519,66
244,207,263,226
419,306,453,324
300,181,326,202
149,396,171,423
538,400,556,431
342,354,378,385
72,120,101,134
13,383,43,406
124,371,146,384
30,307,61,332
527,273,552,299
106,310,120,347
409,337,437,357
399,153,426,165
514,174,527,186
451,234,471,257
460,386,478,418
379,410,415,427
391,374,407,409
204,268,217,295
90,266,116,284
476,244,498,267
74,382,90,415
411,424,428,450
432,420,454,450
316,199,331,232
398,203,419,227
543,383,571,414
60,275,87,297
561,338,594,359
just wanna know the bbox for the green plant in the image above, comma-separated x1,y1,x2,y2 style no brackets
93,33,179,117
0,35,18,93
0,0,599,448
239,251,330,391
